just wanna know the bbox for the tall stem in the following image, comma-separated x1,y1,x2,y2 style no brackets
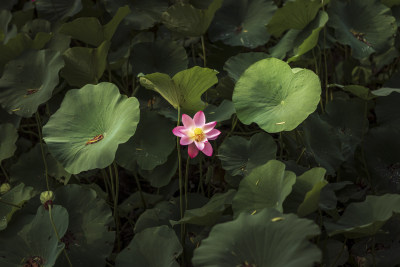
184,156,190,210
48,205,72,267
176,106,185,265
200,35,207,67
112,162,121,252
35,112,50,191
133,171,146,209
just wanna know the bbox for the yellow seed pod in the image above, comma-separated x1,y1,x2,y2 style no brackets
0,183,11,194
40,191,55,204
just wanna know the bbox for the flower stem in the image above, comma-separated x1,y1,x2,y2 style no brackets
133,171,146,209
35,112,50,191
176,106,185,265
200,35,207,67
184,156,190,210
48,205,72,267
112,162,121,252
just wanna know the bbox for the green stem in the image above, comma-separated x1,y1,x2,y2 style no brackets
35,112,50,191
112,162,121,252
133,171,146,209
48,205,72,267
197,159,205,194
184,156,190,210
200,35,207,67
176,106,185,265
0,163,10,182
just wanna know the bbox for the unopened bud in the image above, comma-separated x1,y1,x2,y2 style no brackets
40,191,54,204
0,183,11,194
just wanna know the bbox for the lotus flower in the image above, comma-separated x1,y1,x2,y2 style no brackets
173,111,220,158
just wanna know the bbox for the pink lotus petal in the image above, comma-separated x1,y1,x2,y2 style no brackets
180,136,193,145
201,142,213,156
206,129,221,140
188,143,199,158
195,141,205,151
202,121,217,133
193,111,205,127
182,114,194,128
172,126,187,137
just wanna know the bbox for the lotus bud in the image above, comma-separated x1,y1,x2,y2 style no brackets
40,191,54,210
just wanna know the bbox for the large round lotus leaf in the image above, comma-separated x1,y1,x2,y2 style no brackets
223,52,270,82
327,0,396,60
54,184,114,267
203,100,235,122
162,0,223,37
325,194,400,238
192,208,321,267
209,0,276,48
0,10,17,44
140,66,218,112
131,40,188,77
232,160,296,216
267,0,323,38
0,49,64,118
0,123,17,162
0,205,68,267
233,58,321,133
115,225,182,267
218,133,277,177
43,82,140,174
0,183,33,231
36,0,82,22
102,0,168,30
116,110,175,171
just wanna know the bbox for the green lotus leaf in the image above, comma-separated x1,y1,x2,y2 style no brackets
131,39,188,77
233,58,321,133
382,0,400,7
192,208,321,267
0,123,17,162
288,11,329,62
102,0,168,30
172,189,236,226
208,0,276,48
0,49,64,117
269,29,301,59
325,194,400,238
0,183,34,231
21,18,51,39
10,144,70,195
116,110,175,171
224,52,270,82
375,92,400,128
61,40,110,87
138,150,178,188
0,205,68,267
115,225,182,267
36,0,82,22
342,84,376,100
54,184,114,266
134,200,180,233
203,100,235,122
284,167,327,217
162,0,222,37
43,82,140,174
59,5,130,47
0,33,47,73
218,133,277,177
139,66,218,112
0,10,16,44
267,0,323,38
232,160,296,216
372,87,400,96
327,0,396,60
119,192,163,216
